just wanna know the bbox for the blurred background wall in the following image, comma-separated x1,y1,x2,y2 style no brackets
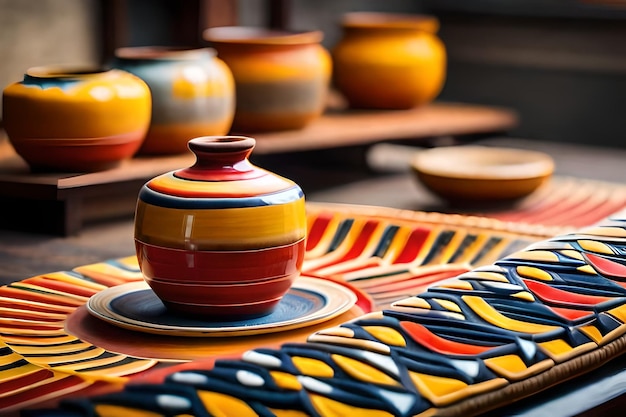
1,0,625,147
0,0,100,108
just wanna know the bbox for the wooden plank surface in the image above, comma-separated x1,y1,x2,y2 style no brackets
249,101,518,153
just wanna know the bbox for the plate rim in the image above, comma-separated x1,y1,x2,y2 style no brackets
87,276,357,337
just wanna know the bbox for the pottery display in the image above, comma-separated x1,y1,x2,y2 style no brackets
133,135,307,318
113,46,235,154
331,12,446,109
203,26,332,132
2,65,151,172
411,145,555,202
13,205,626,416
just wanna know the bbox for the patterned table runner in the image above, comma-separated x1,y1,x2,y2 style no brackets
23,209,626,417
0,204,553,413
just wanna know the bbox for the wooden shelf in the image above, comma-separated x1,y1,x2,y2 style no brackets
0,102,518,236
250,101,518,153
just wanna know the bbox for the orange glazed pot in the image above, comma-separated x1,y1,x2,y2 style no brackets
2,66,151,172
134,136,307,319
203,26,332,132
113,46,235,155
332,12,446,109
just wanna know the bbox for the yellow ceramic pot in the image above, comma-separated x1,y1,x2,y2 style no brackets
2,65,151,172
113,46,235,155
203,26,332,132
134,136,307,318
332,12,446,109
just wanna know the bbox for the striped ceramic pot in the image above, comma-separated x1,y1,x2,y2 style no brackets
113,46,235,155
134,136,307,318
203,26,332,133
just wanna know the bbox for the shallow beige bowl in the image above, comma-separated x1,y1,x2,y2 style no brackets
411,145,555,202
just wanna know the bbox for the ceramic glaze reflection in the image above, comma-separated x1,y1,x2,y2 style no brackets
134,136,307,318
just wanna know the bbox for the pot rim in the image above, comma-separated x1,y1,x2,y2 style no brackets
340,11,439,32
203,26,323,45
114,45,217,60
187,135,256,153
25,65,110,79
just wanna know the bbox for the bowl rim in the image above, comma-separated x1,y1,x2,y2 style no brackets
411,145,555,181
